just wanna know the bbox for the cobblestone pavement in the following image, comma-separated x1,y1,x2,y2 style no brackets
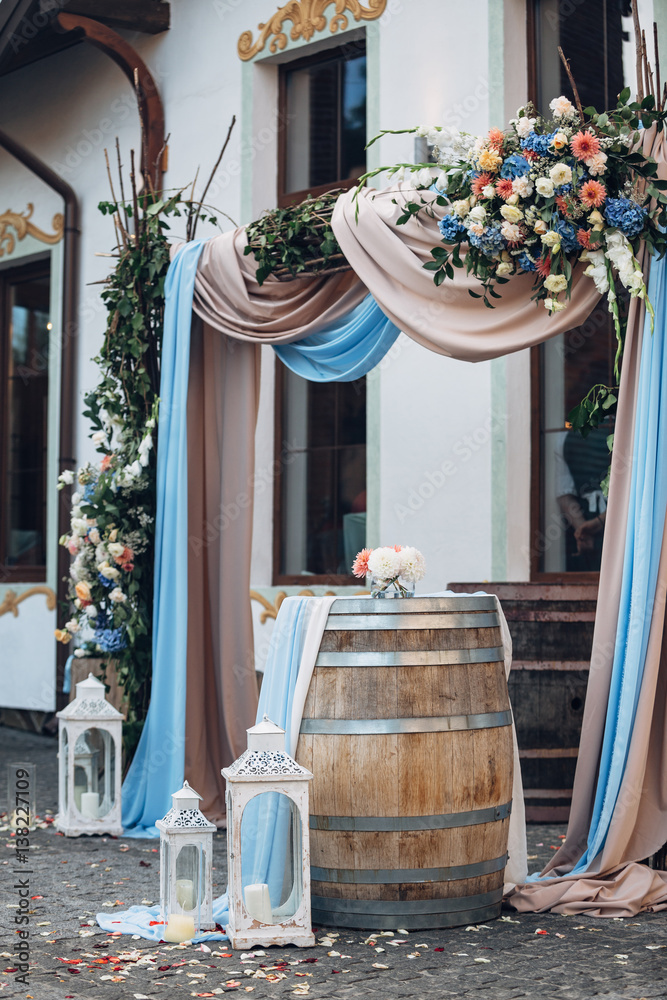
1,725,666,1000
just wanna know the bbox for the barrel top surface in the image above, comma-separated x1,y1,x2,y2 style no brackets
328,596,498,614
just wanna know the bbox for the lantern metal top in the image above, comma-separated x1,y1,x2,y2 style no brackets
156,781,216,833
222,716,313,782
56,673,124,722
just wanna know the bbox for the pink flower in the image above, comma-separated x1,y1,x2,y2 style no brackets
66,537,79,555
352,548,372,579
570,130,600,161
100,454,112,472
579,179,606,208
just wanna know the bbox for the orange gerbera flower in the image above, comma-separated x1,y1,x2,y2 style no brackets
555,195,570,215
495,178,514,201
579,179,606,208
488,127,505,151
471,172,493,197
570,130,601,161
577,228,601,250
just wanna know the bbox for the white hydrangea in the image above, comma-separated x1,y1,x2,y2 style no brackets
367,547,402,582
399,547,426,583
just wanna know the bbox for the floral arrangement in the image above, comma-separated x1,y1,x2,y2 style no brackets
352,544,426,598
359,88,667,367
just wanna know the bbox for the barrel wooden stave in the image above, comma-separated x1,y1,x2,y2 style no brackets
295,598,513,929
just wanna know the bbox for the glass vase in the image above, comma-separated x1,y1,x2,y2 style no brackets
369,575,415,599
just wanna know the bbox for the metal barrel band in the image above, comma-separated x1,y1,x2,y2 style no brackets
300,710,513,736
311,887,503,915
310,900,503,931
311,853,507,884
324,612,500,631
314,646,505,668
309,801,512,832
328,597,498,614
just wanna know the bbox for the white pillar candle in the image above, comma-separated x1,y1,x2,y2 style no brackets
175,878,196,911
74,786,84,812
244,883,273,924
80,791,99,819
164,913,196,943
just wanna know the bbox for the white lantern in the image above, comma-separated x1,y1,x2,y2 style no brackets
222,716,315,950
156,781,216,943
56,673,123,836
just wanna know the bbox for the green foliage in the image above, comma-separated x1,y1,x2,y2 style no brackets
244,191,346,284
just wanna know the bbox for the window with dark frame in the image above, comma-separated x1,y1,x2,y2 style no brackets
278,39,367,206
274,40,368,586
274,368,367,585
0,259,51,581
528,0,629,578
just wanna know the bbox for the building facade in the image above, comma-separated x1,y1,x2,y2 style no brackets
0,0,660,713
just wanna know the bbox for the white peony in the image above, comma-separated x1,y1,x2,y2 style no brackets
544,274,568,293
109,587,127,604
515,116,537,138
549,162,572,187
500,222,522,244
367,547,402,582
535,177,555,198
399,547,426,583
585,152,608,176
549,95,574,117
512,176,534,198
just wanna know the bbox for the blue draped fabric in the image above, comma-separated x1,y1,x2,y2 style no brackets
529,253,667,881
274,293,399,381
121,240,205,836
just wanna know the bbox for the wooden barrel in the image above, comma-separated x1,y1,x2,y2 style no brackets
295,595,513,930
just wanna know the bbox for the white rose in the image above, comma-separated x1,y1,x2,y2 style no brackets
85,605,98,618
109,587,127,604
65,619,81,633
515,116,537,138
549,162,572,187
535,177,555,198
91,431,106,445
544,297,567,312
533,219,548,235
549,95,574,117
71,517,88,536
97,561,120,581
88,527,101,545
107,542,125,559
497,261,514,276
507,193,520,206
544,274,568,293
467,205,487,225
541,229,562,249
452,199,470,218
59,469,75,485
500,204,523,224
482,184,496,199
73,648,85,658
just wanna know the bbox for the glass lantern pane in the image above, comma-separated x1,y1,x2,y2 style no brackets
174,844,202,914
241,792,303,924
74,728,115,819
60,729,68,814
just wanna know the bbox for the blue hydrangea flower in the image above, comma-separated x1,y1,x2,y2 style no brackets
604,197,647,238
438,214,466,242
520,131,557,157
468,224,505,258
98,572,114,589
500,153,531,180
94,627,127,653
83,482,97,502
518,252,537,272
552,217,579,254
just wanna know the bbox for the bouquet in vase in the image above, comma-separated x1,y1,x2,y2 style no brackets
352,545,426,598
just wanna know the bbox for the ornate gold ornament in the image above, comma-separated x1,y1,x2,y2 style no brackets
238,0,386,61
250,587,368,623
0,204,64,258
0,586,57,618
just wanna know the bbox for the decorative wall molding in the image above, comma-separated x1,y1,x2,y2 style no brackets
237,0,386,61
0,204,64,258
0,586,57,619
250,588,368,624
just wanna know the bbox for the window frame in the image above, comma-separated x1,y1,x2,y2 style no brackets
272,362,365,587
276,38,367,208
0,255,51,583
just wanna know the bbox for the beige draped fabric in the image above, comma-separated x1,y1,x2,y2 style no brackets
181,129,667,913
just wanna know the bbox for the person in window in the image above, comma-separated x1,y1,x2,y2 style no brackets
555,424,611,571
